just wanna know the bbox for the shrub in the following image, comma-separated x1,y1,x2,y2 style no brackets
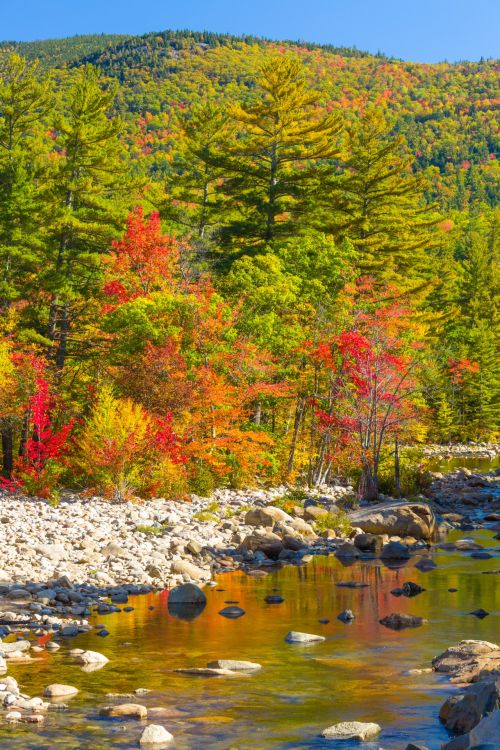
75,385,186,501
313,511,352,537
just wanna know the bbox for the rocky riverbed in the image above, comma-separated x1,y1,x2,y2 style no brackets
0,453,499,747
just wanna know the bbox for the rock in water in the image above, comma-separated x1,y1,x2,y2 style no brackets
139,724,174,745
337,609,356,623
74,650,109,665
174,667,239,676
402,581,426,597
379,613,426,630
43,684,79,698
320,721,381,740
469,608,490,619
167,583,206,621
264,595,284,604
432,640,500,683
206,660,261,671
99,703,147,719
285,631,325,644
218,606,245,619
381,541,410,560
442,678,500,734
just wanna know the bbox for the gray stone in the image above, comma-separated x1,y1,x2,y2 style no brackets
381,541,411,560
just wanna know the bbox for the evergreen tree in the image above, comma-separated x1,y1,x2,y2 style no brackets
320,108,441,293
0,55,51,308
40,65,129,370
162,102,232,243
215,56,343,252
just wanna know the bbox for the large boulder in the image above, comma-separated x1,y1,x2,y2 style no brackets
349,501,436,540
239,530,284,559
468,710,500,746
432,641,500,684
303,506,329,522
442,678,500,734
244,506,292,527
168,583,206,605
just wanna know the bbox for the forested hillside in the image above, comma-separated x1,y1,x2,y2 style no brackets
0,30,498,502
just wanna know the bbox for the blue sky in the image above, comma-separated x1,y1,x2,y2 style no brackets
1,0,498,63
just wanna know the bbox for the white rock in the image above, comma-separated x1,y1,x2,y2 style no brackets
74,650,109,665
284,631,325,644
139,724,174,745
206,659,261,671
320,721,381,740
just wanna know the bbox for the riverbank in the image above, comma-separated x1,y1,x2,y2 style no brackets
0,457,499,618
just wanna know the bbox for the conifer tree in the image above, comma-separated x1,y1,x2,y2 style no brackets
0,55,51,308
162,103,231,243
215,56,343,251
41,65,129,371
320,108,440,293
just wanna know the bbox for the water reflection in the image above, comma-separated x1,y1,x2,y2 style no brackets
3,527,499,750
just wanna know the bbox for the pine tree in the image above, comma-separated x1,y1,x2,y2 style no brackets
162,102,232,244
40,65,129,370
458,213,499,437
0,55,51,308
215,56,343,252
320,108,441,294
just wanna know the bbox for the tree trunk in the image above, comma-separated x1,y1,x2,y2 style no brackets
18,412,30,458
359,456,378,502
286,397,305,477
1,425,13,479
394,435,401,498
55,303,69,371
253,401,262,425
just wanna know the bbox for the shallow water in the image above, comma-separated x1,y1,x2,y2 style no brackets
3,527,500,750
425,454,500,474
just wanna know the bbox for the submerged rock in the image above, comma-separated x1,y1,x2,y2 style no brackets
469,608,490,619
206,659,261,671
99,703,147,718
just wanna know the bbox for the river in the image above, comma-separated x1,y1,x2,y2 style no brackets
3,523,499,749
